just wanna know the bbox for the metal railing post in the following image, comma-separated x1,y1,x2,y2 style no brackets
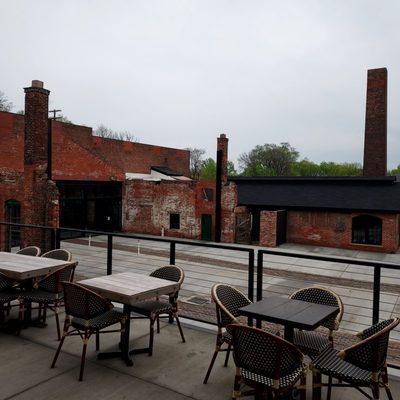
247,250,255,326
373,266,381,325
107,235,113,275
256,251,264,328
55,228,61,249
170,242,176,265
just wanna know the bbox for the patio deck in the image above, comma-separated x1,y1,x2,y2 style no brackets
1,312,399,400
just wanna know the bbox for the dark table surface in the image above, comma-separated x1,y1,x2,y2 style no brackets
239,295,339,337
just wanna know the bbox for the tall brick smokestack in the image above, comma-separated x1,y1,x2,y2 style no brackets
217,133,228,184
363,68,387,176
24,80,50,166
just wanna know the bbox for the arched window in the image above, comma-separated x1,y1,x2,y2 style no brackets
5,200,21,249
352,215,382,245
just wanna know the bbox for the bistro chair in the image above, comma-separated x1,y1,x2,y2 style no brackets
311,318,400,400
289,286,344,358
51,282,126,381
42,249,72,262
16,246,41,257
0,272,18,323
203,284,251,384
229,324,307,400
18,263,76,340
130,265,185,356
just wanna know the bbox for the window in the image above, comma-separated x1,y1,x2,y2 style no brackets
5,199,21,249
169,213,180,229
352,215,382,245
202,188,214,202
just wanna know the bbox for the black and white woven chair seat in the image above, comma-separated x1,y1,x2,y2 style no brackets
222,330,232,343
313,347,372,384
71,309,124,330
293,329,330,358
20,290,62,303
0,291,18,304
241,365,305,389
130,300,172,316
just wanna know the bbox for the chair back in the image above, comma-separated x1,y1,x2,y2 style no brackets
212,284,251,328
38,264,76,293
290,286,343,331
0,272,14,292
42,249,72,262
150,265,184,285
340,318,400,373
17,246,41,257
229,324,303,387
62,282,111,320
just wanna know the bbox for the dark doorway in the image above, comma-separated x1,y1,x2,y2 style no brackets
276,210,287,245
57,181,122,238
5,199,21,249
352,215,382,245
250,209,260,243
201,214,212,240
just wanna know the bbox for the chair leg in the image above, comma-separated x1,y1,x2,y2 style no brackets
96,329,100,351
327,375,332,400
156,316,160,333
78,330,90,381
17,302,24,335
381,366,393,400
312,369,322,400
371,382,380,399
6,301,11,316
51,319,69,368
54,303,61,341
174,314,185,343
232,367,241,399
224,344,231,367
299,373,307,400
149,318,155,356
203,346,220,384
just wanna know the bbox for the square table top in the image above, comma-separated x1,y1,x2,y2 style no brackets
0,251,77,281
78,272,179,306
239,295,339,331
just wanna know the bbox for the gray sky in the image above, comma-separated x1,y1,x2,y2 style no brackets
1,1,400,168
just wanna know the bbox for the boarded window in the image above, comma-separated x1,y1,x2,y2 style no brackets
170,213,180,230
352,215,382,245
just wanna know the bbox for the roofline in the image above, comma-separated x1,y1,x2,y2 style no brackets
238,204,400,213
229,175,398,183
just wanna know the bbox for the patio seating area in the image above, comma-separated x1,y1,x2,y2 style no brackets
2,312,400,400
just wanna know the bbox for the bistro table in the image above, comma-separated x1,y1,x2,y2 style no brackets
0,251,77,281
79,271,179,366
0,251,78,326
239,295,339,342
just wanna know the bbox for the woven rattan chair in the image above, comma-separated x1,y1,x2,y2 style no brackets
203,284,251,384
129,265,185,356
289,286,344,358
229,324,307,399
311,318,400,400
0,272,18,323
18,263,76,339
42,249,72,262
51,282,125,381
16,246,41,257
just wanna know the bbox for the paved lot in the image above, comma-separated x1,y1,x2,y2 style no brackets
1,312,400,400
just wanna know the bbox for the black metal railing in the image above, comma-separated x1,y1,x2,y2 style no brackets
0,221,255,325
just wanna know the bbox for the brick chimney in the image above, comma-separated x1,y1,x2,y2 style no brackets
217,133,229,184
363,68,387,176
24,80,50,166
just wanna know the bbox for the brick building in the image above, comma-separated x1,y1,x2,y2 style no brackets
0,80,215,251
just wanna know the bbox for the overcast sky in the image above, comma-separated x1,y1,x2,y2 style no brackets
1,1,400,168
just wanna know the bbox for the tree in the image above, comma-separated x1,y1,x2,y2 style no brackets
0,91,13,112
186,147,206,180
388,165,400,175
94,124,138,142
239,142,299,176
57,115,72,124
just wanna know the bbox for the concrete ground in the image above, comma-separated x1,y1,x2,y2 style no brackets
1,312,400,400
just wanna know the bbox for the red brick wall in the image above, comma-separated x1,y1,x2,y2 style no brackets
220,182,237,243
363,68,387,176
286,210,399,253
259,210,278,247
123,179,215,239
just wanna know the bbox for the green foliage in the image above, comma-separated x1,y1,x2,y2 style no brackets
238,142,299,176
199,159,237,180
290,160,362,176
388,165,400,175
